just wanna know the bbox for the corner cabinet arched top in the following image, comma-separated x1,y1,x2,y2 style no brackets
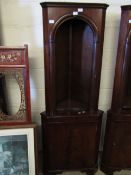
121,30,131,109
50,14,98,42
41,2,108,115
111,6,131,111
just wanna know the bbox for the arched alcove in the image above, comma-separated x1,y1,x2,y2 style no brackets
54,18,95,114
122,31,131,109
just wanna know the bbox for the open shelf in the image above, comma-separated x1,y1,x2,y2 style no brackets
55,19,94,113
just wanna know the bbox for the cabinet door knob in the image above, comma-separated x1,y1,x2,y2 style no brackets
113,142,116,146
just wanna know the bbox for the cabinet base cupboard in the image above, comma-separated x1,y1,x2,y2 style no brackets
40,2,108,174
102,111,131,175
41,111,103,174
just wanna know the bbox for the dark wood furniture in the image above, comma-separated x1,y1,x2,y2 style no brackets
0,45,31,125
40,2,108,175
101,5,131,175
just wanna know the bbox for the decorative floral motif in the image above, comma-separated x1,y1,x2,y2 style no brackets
0,52,21,64
0,70,26,121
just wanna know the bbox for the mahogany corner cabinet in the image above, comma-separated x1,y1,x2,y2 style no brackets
40,2,108,175
101,5,131,175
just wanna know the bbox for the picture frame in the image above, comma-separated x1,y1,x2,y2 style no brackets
0,124,38,175
0,45,32,125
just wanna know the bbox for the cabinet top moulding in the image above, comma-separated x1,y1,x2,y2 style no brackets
40,2,109,9
121,5,131,10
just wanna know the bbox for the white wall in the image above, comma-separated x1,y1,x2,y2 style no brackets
0,0,130,126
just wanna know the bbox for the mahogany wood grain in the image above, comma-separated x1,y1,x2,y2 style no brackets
40,2,108,174
101,6,131,175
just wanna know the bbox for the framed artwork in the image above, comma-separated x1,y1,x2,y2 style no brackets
0,45,31,125
0,124,38,175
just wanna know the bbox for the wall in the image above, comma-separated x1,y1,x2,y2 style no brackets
0,0,130,144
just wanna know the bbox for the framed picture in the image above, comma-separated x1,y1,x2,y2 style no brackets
0,124,38,175
0,45,32,125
